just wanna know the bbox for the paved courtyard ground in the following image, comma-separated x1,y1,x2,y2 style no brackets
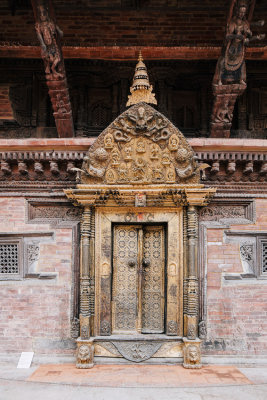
1,363,267,400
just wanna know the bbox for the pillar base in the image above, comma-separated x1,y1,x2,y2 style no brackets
76,338,95,369
183,337,202,369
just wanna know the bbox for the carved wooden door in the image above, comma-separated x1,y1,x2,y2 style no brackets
112,225,165,334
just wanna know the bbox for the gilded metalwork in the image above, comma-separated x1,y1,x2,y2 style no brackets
126,52,157,107
112,225,139,333
141,226,165,333
79,103,200,186
112,225,165,334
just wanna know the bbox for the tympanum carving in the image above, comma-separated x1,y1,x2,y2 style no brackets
80,103,199,185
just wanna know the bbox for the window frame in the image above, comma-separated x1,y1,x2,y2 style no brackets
257,236,267,279
0,237,24,280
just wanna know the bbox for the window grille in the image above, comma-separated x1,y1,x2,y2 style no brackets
262,242,267,274
0,239,23,279
0,243,19,275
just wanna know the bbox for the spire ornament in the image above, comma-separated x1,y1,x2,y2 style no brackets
126,51,157,107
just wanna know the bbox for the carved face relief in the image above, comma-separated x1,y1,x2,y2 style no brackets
78,345,90,361
188,345,199,364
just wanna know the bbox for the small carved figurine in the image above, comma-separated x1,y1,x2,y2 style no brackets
35,4,64,80
76,343,94,369
183,344,202,369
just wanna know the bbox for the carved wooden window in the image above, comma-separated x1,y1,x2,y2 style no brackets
0,238,23,280
90,103,111,127
259,238,267,277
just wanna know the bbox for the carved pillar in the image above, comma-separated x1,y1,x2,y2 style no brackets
31,0,75,138
186,205,199,340
183,205,202,369
183,207,188,337
76,206,94,368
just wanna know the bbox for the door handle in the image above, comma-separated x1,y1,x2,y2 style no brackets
142,259,150,268
128,259,136,268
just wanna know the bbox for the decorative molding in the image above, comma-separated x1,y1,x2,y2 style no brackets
0,148,266,192
111,341,162,363
27,199,80,227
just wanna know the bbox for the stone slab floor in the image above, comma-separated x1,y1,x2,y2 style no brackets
0,364,267,400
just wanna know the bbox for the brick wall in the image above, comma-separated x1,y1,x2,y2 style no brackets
204,198,267,356
0,86,13,120
0,197,75,355
0,1,266,47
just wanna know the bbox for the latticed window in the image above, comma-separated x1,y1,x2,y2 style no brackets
0,239,22,279
261,242,267,274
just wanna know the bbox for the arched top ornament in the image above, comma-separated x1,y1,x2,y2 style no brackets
80,102,200,186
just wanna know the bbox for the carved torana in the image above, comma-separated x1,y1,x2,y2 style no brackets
79,102,200,186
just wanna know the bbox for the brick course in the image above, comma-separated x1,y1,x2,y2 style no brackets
0,2,266,48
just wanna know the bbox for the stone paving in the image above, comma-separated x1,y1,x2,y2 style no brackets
0,363,267,400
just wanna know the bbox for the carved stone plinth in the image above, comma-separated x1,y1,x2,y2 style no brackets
76,338,94,369
210,84,246,138
183,338,202,369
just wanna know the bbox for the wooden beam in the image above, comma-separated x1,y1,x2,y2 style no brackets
0,45,266,60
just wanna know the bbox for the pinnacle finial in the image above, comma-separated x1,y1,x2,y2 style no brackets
126,52,157,107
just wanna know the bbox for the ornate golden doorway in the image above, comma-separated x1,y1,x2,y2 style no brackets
112,224,165,335
65,61,216,368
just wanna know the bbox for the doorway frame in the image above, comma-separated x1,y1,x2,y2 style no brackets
95,207,183,338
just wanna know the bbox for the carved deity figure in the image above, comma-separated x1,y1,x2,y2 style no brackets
213,0,265,85
35,5,64,80
213,98,232,123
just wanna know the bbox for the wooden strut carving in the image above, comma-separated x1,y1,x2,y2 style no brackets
31,0,75,138
210,0,265,138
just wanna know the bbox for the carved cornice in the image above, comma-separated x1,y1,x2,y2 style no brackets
0,148,267,192
64,185,216,207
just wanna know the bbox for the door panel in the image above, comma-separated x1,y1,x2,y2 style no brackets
142,226,165,333
112,225,139,333
112,224,165,335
